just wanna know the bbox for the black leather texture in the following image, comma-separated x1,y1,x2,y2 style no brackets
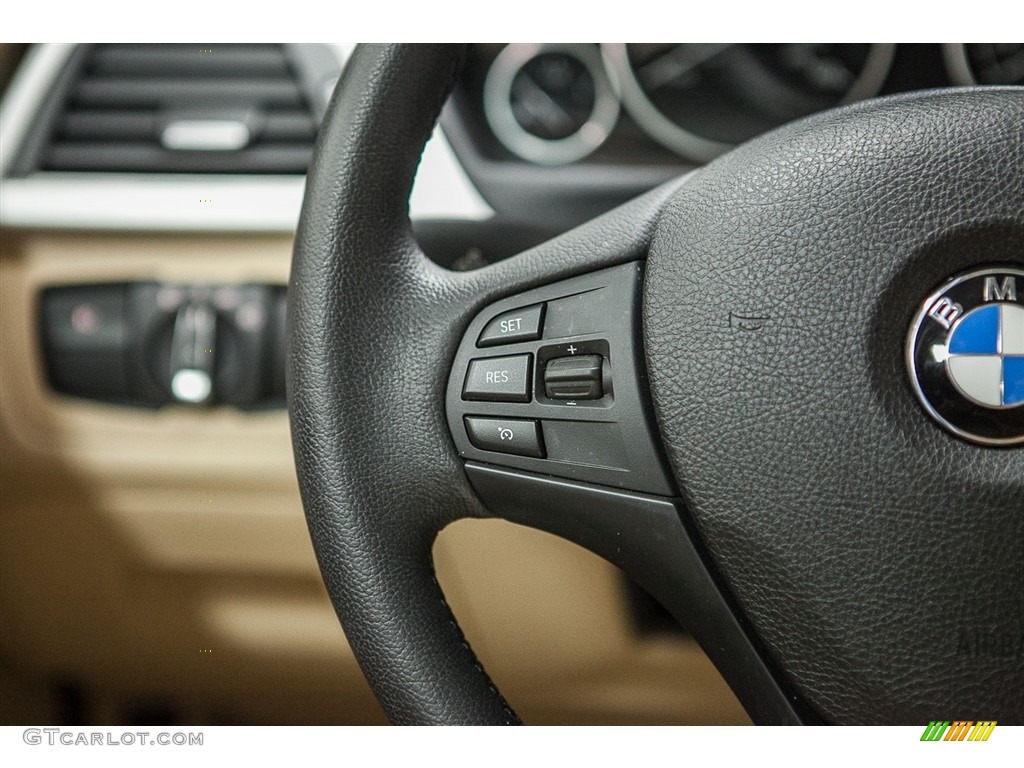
287,44,679,725
644,88,1024,724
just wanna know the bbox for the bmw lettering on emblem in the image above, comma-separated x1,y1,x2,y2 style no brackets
906,267,1024,446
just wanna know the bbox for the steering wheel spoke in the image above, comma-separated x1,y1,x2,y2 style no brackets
466,463,808,724
441,181,813,723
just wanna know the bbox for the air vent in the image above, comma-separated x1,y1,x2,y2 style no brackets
33,44,337,175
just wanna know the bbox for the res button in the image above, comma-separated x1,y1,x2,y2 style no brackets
463,354,532,402
477,304,545,347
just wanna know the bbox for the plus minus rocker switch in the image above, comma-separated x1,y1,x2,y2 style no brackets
544,354,603,400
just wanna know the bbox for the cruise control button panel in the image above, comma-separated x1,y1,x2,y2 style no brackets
464,417,544,458
477,304,545,347
446,262,675,496
463,354,532,402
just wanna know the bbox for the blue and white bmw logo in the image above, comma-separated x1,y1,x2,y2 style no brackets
907,267,1024,446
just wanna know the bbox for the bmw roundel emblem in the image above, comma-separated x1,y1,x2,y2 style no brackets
906,267,1024,446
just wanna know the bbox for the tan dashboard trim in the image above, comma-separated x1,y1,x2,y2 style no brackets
0,230,748,724
1,232,295,480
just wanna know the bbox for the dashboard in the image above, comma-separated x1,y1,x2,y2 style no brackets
4,44,1022,236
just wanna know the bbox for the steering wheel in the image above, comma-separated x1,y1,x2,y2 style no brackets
287,44,1024,725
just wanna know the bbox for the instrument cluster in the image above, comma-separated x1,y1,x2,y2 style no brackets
458,43,1023,166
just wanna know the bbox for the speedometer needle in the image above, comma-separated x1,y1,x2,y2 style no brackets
511,74,574,133
639,43,733,92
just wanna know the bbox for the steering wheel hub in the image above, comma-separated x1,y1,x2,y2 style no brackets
644,88,1024,723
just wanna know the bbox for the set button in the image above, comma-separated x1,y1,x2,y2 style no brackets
477,304,545,347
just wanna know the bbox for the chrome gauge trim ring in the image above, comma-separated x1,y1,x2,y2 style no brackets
942,43,1024,86
483,43,620,166
602,43,897,163
840,43,898,104
600,43,729,163
942,43,978,85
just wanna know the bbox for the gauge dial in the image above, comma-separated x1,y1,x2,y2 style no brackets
944,44,1024,85
484,44,620,166
603,43,895,162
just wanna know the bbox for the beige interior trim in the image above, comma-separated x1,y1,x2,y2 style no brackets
0,230,748,724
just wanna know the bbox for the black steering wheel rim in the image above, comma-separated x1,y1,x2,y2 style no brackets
288,44,1024,725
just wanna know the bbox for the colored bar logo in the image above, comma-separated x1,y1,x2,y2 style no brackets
920,721,996,741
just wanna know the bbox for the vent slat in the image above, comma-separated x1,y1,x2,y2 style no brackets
45,143,313,174
73,78,303,108
38,44,323,175
90,46,288,77
57,111,317,144
262,113,317,142
58,111,158,140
